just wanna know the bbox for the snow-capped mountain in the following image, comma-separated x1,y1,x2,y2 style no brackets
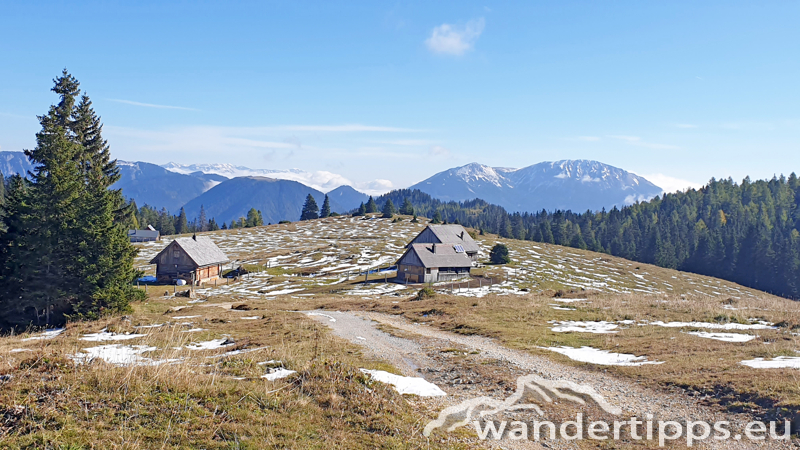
162,162,355,193
409,160,663,213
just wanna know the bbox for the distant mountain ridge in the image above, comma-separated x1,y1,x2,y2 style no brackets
182,176,351,226
409,160,663,213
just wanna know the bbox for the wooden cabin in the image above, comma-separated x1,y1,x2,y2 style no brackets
128,225,160,242
407,224,480,262
149,234,229,285
396,243,472,283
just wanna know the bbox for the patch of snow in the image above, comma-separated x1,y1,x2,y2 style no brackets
181,328,207,333
80,330,146,342
22,328,65,341
551,321,618,334
70,344,178,366
240,316,260,320
686,331,756,342
539,346,662,366
261,368,297,381
185,338,235,350
10,349,32,353
647,321,775,330
740,357,800,369
172,315,201,320
360,369,447,396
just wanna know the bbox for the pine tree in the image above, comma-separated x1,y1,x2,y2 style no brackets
490,243,511,264
198,205,207,232
221,222,227,230
320,194,331,218
400,197,414,215
432,210,443,224
158,208,176,235
382,199,396,218
300,194,319,220
365,196,378,214
175,207,189,234
354,202,366,216
208,218,220,231
246,208,263,227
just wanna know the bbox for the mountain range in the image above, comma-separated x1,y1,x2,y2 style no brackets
409,160,662,213
1,150,664,224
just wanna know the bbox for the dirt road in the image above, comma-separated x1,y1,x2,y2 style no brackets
306,310,793,449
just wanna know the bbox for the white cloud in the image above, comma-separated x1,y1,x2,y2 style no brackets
355,179,394,196
425,18,485,56
640,173,703,194
108,99,199,111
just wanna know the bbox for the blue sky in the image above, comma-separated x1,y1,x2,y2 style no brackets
1,1,798,193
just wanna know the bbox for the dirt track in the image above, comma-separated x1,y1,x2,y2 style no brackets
307,310,794,449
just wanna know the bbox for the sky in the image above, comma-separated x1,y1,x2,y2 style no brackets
1,1,799,194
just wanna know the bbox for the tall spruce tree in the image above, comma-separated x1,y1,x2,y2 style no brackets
365,196,378,214
0,70,143,327
320,194,331,218
175,207,189,234
300,194,319,220
400,197,414,215
382,199,396,218
198,205,208,232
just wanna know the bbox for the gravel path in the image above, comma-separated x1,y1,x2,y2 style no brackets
306,310,795,449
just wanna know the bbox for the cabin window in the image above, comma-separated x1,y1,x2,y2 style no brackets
173,251,180,259
426,268,431,274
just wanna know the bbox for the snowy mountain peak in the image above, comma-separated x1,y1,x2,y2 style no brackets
453,162,506,187
411,159,663,213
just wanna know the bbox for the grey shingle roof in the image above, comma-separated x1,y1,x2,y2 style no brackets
404,243,473,268
128,229,160,239
150,236,229,267
426,225,480,253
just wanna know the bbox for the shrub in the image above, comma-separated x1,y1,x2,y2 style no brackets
489,243,511,264
414,286,436,301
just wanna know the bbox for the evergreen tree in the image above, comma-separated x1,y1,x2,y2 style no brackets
320,194,331,218
300,194,319,220
400,197,414,215
158,208,175,235
221,222,228,230
208,218,220,231
175,207,189,234
198,205,207,232
246,208,263,227
381,199,396,218
0,70,142,327
354,202,366,216
365,196,378,213
490,243,511,264
431,210,443,224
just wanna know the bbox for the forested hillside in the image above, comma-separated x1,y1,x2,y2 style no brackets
377,176,800,299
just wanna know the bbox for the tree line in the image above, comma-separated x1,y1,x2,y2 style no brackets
373,178,800,299
128,203,264,234
0,71,144,328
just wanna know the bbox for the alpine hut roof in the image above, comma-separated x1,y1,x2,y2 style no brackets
399,243,473,268
414,224,480,253
150,236,229,267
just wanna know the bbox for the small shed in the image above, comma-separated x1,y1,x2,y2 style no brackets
128,225,160,242
149,234,229,285
396,243,472,283
407,224,480,262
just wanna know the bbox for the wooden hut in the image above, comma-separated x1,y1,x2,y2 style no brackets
150,234,229,285
396,243,472,283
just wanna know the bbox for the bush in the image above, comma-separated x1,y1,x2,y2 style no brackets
414,286,436,301
489,243,511,264
279,220,291,224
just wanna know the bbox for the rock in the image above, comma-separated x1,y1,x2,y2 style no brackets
175,290,196,299
232,304,252,311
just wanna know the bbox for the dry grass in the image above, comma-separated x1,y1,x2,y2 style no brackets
0,299,474,449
